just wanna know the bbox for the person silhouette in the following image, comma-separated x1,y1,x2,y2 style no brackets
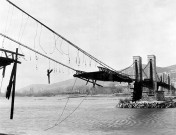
47,69,53,84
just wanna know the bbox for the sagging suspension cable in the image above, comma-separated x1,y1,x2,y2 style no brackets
6,0,120,74
18,12,24,41
17,12,25,55
19,15,29,42
120,62,135,73
60,40,69,56
48,59,51,69
4,4,14,37
141,61,151,79
34,22,38,52
0,33,77,72
53,35,70,64
142,69,148,78
44,78,78,131
68,44,70,64
82,53,85,64
34,22,39,69
39,25,47,54
49,34,57,54
76,49,80,66
35,54,39,70
18,13,29,60
1,4,12,56
156,71,161,82
55,36,63,55
57,95,87,125
89,58,91,67
2,3,11,38
143,61,150,71
45,95,88,131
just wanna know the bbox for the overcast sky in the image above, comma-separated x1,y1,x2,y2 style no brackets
0,0,176,90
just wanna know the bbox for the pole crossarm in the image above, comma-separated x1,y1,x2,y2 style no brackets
0,33,77,72
6,0,119,73
0,48,24,57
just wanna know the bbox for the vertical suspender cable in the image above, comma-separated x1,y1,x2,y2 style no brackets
0,33,77,72
5,0,120,74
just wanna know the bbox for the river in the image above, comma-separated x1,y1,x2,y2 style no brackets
0,96,176,135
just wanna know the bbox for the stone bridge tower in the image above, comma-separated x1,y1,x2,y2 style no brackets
147,55,157,96
132,56,143,101
133,56,142,82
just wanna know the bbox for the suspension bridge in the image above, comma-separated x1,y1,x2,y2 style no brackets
74,55,175,101
0,0,175,120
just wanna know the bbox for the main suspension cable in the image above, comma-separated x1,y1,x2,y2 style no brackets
143,61,150,71
6,0,120,73
120,62,135,72
38,25,47,54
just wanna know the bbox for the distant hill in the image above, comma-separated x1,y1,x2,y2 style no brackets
17,78,89,95
16,78,124,96
166,64,176,70
16,64,176,96
121,64,176,79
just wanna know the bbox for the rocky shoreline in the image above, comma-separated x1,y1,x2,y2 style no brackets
117,101,176,109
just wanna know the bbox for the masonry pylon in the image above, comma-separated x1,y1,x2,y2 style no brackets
147,55,157,96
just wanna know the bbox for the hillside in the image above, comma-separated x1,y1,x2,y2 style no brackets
16,78,124,96
121,64,176,78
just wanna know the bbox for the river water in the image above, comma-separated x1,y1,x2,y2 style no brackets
0,96,176,135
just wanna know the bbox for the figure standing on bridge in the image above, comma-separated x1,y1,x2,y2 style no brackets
47,69,53,84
